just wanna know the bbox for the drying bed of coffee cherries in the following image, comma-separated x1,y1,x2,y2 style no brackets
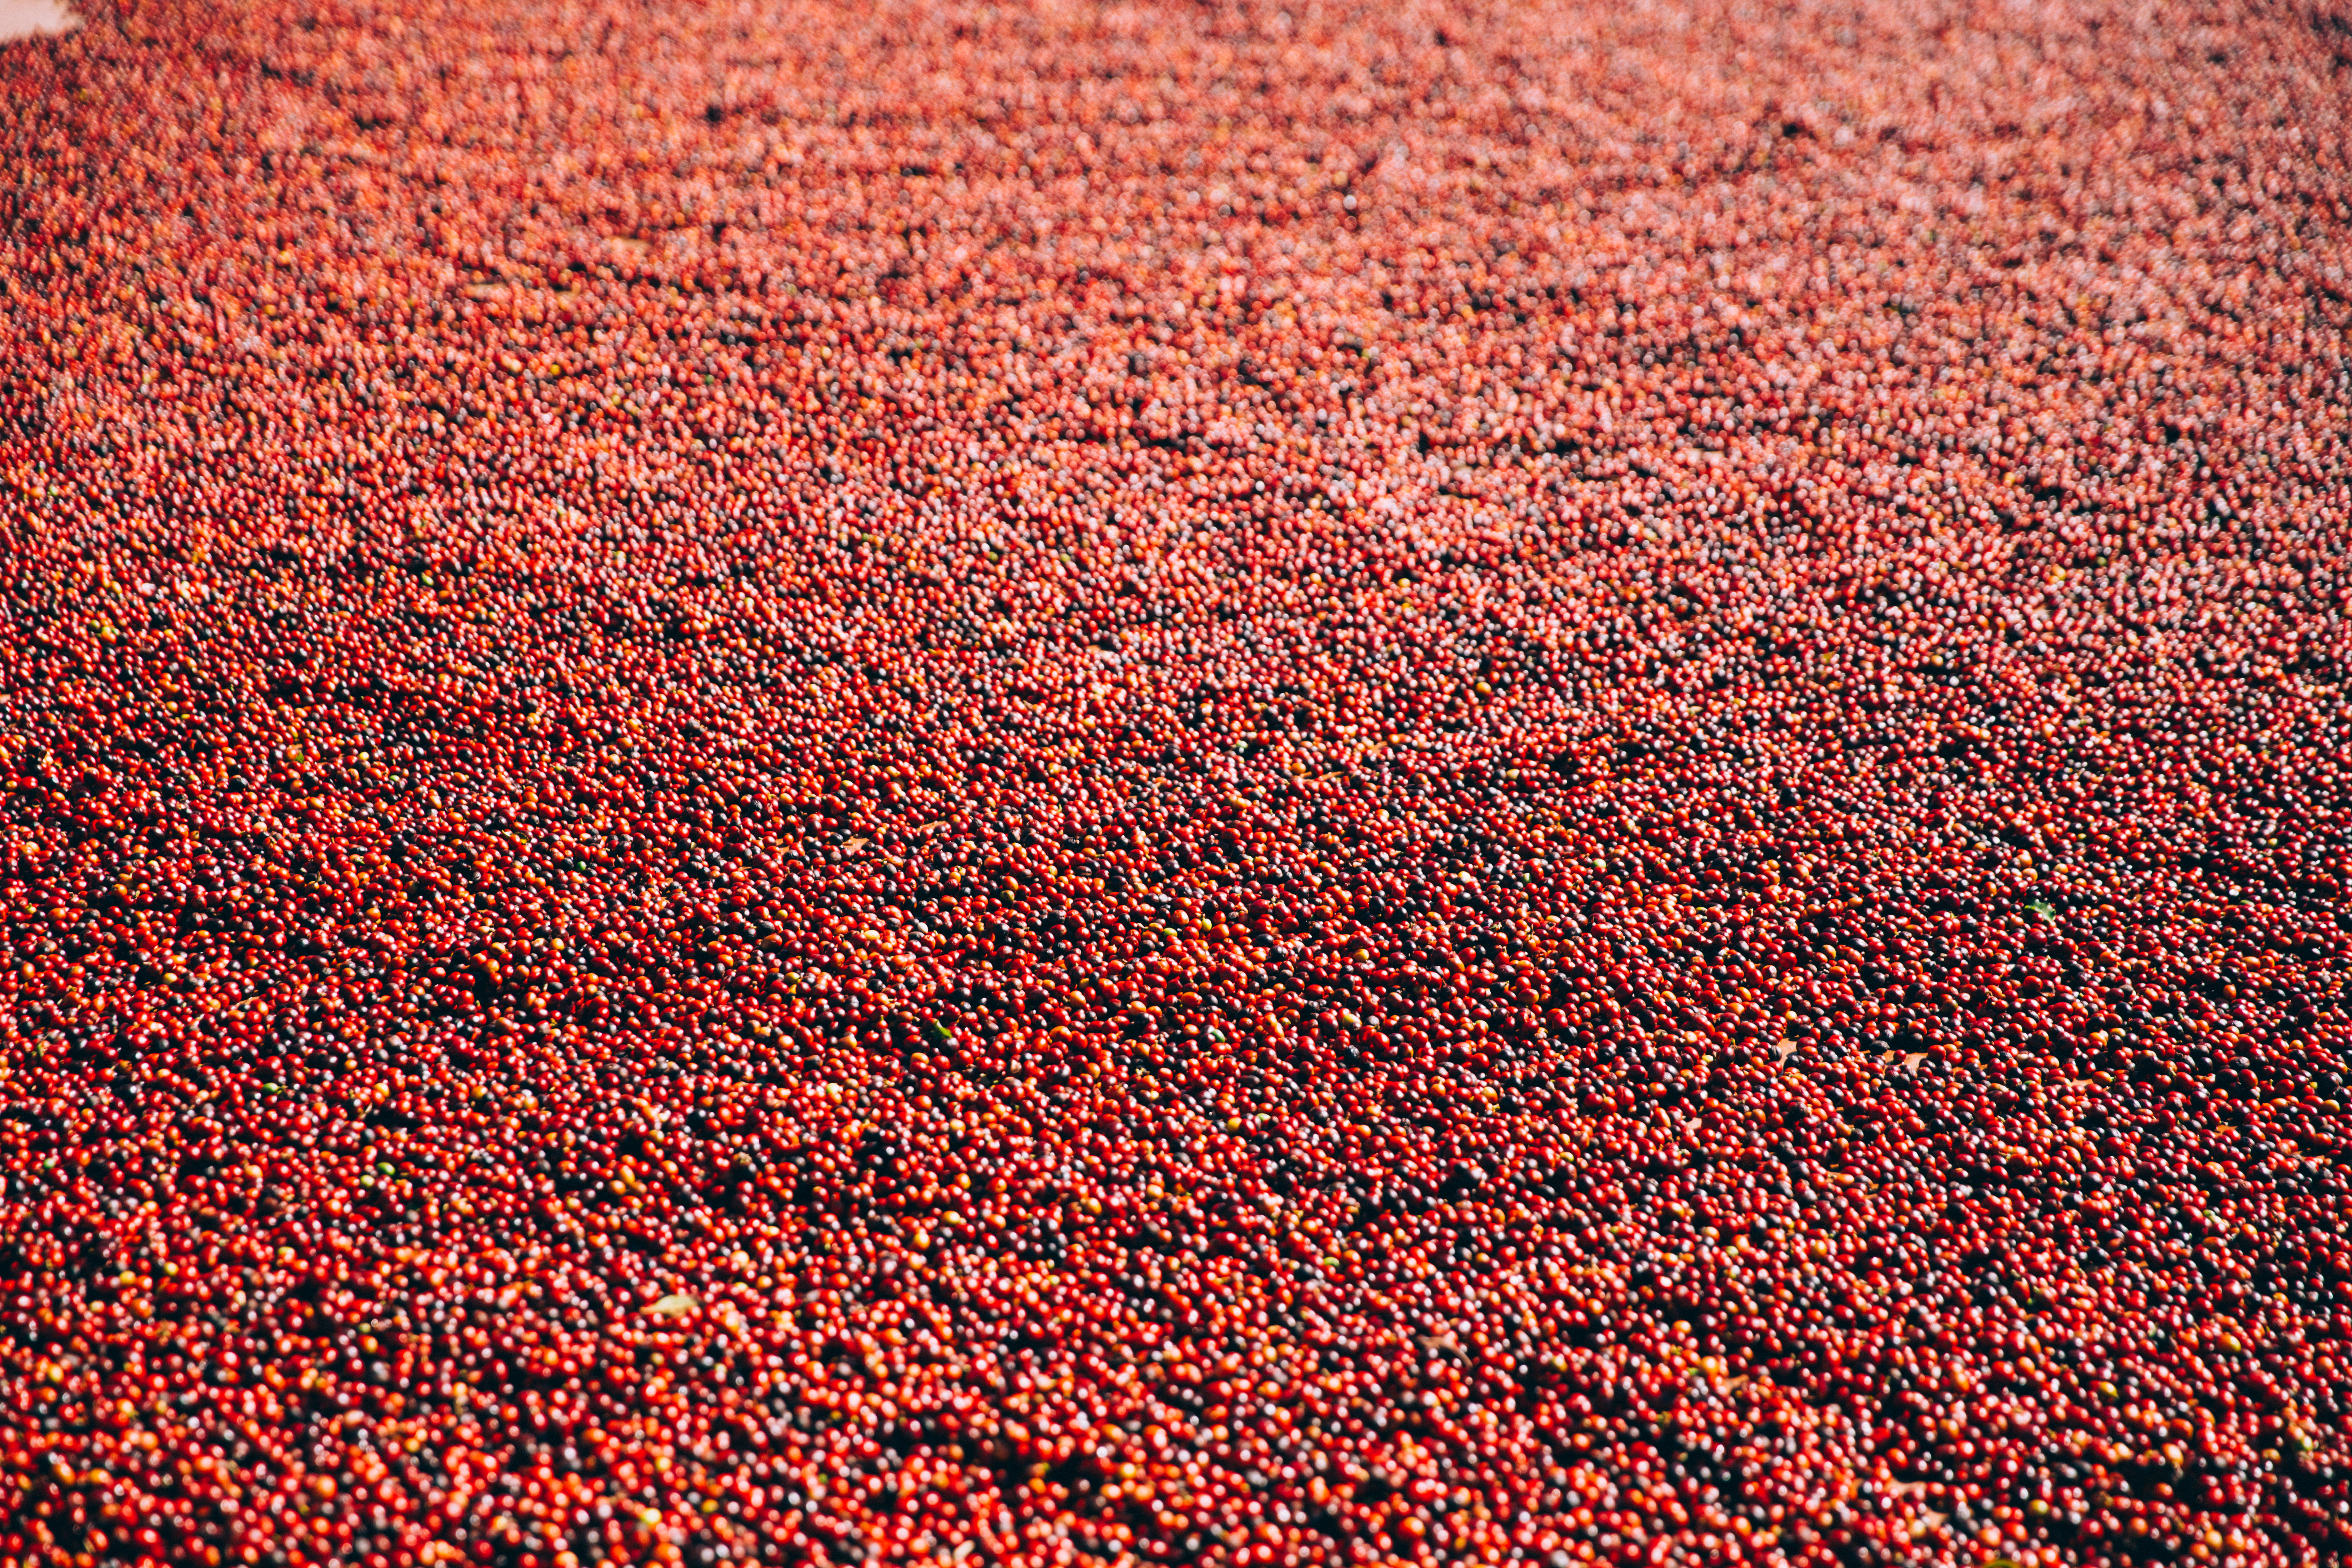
1,0,2349,1565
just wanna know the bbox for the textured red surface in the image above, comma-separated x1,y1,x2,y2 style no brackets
2,1,2349,1565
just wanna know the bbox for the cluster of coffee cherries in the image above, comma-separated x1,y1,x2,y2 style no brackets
0,0,2346,1565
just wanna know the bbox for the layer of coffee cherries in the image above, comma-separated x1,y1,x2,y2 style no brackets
0,0,2346,1565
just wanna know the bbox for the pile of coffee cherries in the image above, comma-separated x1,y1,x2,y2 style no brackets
0,0,2345,1564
